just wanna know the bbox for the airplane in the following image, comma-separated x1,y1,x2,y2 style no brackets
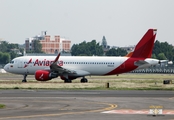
4,29,161,83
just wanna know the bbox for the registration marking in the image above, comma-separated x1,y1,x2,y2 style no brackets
102,109,174,115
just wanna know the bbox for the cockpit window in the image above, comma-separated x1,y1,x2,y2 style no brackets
10,60,14,64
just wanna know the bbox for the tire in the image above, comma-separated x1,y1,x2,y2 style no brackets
81,78,88,83
22,80,27,82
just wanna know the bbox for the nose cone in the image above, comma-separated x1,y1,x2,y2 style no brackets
4,64,9,72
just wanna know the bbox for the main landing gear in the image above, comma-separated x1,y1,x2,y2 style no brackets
81,77,88,83
22,74,27,82
64,77,88,83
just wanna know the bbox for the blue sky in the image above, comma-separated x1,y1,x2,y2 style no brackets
1,0,174,47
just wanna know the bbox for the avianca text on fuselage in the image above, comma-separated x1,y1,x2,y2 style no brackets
24,59,63,67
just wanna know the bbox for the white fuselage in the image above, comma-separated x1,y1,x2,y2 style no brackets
4,56,159,76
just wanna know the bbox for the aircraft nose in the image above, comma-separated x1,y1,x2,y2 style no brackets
4,64,9,72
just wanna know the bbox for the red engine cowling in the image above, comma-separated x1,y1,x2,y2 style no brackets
35,70,52,81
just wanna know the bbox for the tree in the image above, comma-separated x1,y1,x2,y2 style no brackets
153,40,173,60
105,48,117,56
9,51,18,61
151,54,157,59
26,40,43,53
106,48,128,56
71,40,103,56
2,53,10,64
33,40,43,53
157,53,167,60
0,41,8,52
0,52,10,64
71,44,78,56
0,41,20,63
19,48,24,56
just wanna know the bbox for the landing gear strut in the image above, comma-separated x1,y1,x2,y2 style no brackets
22,74,27,82
81,77,88,83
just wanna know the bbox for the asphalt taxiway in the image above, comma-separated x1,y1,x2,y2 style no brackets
0,90,174,120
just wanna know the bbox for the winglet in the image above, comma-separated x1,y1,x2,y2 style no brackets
130,29,157,58
53,53,61,64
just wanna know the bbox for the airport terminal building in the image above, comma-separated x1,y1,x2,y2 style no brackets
25,32,71,54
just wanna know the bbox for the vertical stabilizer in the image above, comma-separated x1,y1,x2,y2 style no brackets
131,29,157,58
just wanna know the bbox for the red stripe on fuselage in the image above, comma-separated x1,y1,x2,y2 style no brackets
105,57,144,75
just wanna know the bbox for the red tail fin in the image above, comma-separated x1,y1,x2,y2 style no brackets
131,29,157,58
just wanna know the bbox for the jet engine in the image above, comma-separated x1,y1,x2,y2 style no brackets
35,70,58,81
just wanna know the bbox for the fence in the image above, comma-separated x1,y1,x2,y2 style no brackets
130,65,174,74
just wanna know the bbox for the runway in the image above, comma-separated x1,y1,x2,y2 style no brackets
1,89,174,97
0,90,174,120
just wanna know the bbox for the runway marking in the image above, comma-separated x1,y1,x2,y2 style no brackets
102,109,174,115
0,102,117,120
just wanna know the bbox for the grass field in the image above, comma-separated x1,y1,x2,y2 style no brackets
0,104,5,109
0,73,173,90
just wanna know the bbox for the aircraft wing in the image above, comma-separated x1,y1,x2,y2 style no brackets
50,63,90,76
50,63,76,74
49,53,90,76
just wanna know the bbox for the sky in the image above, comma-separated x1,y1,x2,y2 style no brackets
1,0,174,47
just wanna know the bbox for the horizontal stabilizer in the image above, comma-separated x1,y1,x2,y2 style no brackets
134,60,148,66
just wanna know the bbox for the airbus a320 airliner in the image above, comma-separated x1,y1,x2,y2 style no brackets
4,29,160,83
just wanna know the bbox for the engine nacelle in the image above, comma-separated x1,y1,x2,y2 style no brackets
35,70,58,81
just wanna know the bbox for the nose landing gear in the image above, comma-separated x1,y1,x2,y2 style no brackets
22,74,27,82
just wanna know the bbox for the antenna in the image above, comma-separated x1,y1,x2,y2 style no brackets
42,31,47,36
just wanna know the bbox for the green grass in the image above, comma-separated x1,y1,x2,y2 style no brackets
0,73,173,90
0,104,6,109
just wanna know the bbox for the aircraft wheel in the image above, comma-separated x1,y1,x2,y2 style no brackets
84,78,88,83
81,78,88,83
81,78,84,83
22,79,27,82
69,79,72,83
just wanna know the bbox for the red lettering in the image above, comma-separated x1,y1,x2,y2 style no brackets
34,59,63,66
38,61,44,66
46,61,50,66
34,59,39,66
